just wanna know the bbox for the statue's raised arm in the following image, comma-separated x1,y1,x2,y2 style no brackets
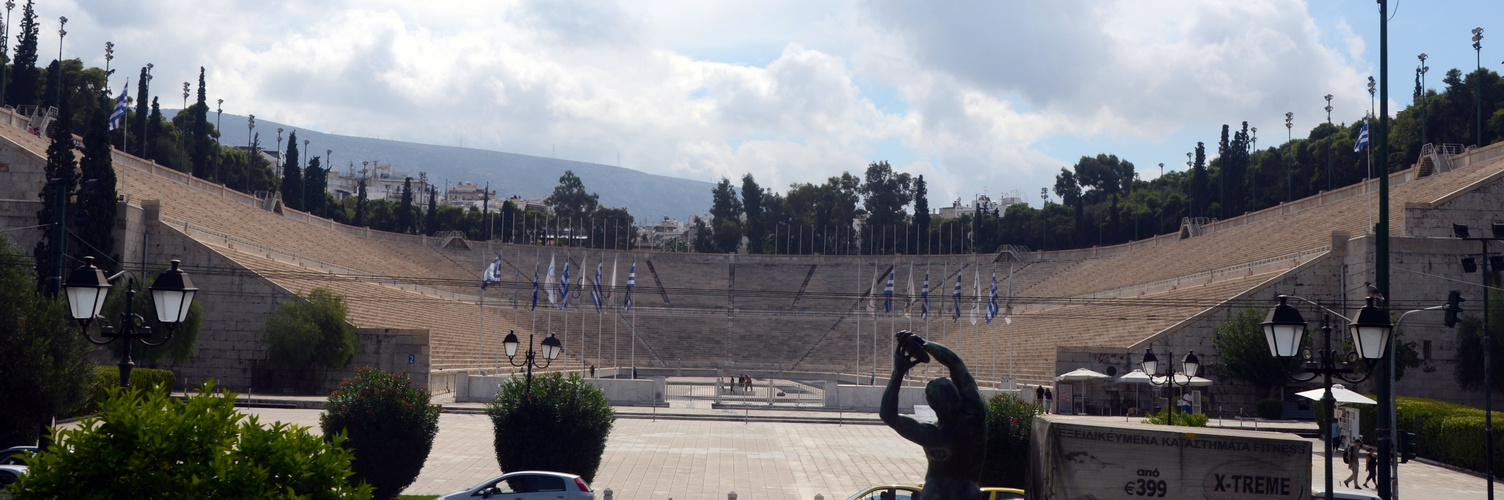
881,331,988,500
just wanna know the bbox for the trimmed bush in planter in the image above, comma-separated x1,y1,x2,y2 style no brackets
980,393,1035,488
321,368,441,500
1256,398,1284,420
486,372,614,483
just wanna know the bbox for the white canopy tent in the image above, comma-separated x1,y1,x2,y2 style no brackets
1055,368,1110,414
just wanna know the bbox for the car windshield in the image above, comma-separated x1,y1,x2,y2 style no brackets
845,487,914,500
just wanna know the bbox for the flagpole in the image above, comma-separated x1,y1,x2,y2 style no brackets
479,288,486,372
855,254,861,381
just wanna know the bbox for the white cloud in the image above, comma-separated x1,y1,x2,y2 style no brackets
46,0,1383,210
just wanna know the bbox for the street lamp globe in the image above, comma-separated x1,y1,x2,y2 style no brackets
1261,295,1308,357
63,256,111,329
1181,351,1200,378
1348,297,1393,360
149,259,197,327
503,331,520,357
1139,347,1159,376
541,333,562,360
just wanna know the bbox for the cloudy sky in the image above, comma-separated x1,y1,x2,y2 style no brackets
42,0,1504,208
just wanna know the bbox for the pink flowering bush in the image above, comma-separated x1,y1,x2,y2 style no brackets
321,367,441,499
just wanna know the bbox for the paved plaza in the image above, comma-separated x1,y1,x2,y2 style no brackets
226,404,1501,500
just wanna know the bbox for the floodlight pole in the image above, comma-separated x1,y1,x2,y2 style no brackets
1376,3,1395,498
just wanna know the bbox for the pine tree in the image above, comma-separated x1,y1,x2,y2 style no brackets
6,0,39,107
33,76,76,294
134,66,150,156
76,88,118,269
190,67,213,180
280,131,302,210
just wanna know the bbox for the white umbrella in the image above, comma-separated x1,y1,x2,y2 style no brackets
1055,368,1109,414
1116,369,1152,384
1295,384,1376,405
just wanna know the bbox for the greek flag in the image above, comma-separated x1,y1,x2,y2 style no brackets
952,273,962,322
559,259,572,308
625,260,636,310
108,82,129,131
530,264,540,311
883,271,894,313
986,270,999,324
1354,116,1369,153
921,271,931,320
969,268,980,326
905,265,916,317
591,258,604,313
481,255,502,290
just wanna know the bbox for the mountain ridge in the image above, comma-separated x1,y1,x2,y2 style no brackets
210,113,713,222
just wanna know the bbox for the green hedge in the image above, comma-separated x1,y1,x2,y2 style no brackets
84,366,175,414
1256,398,1283,420
1331,395,1504,476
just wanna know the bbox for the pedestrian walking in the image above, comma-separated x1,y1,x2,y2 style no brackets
1362,443,1377,488
1044,388,1053,414
1342,438,1364,489
1035,386,1045,413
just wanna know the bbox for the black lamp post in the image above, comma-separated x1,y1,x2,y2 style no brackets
1140,347,1199,424
502,330,562,393
216,99,223,132
1262,295,1392,500
1454,222,1503,499
64,258,198,387
1285,112,1294,202
1474,28,1485,147
1418,54,1429,147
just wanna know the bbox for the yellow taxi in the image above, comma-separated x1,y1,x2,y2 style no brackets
981,486,1027,499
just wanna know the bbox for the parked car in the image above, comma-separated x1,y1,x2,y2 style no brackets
0,447,35,466
0,464,27,489
981,486,1026,499
437,470,593,500
1311,485,1382,500
844,485,920,500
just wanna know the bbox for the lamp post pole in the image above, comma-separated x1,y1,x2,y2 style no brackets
1140,348,1198,425
216,98,223,132
182,82,189,110
55,17,65,110
1376,5,1395,497
1454,223,1503,499
1263,295,1392,500
1475,28,1485,147
1285,112,1293,202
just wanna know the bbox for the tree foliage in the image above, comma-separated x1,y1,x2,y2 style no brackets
485,372,614,483
0,232,94,448
322,368,440,500
32,76,76,294
741,174,764,253
262,288,359,377
708,177,742,253
1453,293,1504,391
77,86,118,270
545,170,600,220
6,0,39,107
97,267,205,364
980,394,1035,488
1210,308,1289,398
11,384,373,499
281,131,304,211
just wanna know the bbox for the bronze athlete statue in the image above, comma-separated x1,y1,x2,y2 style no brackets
880,331,987,500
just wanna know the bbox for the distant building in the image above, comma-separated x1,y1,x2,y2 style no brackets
325,162,432,202
502,195,549,214
445,182,496,206
643,216,689,246
935,194,1020,219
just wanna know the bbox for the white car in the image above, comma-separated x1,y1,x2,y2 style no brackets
437,470,594,500
1311,485,1381,500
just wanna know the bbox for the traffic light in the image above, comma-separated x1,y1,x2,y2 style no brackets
1399,431,1418,463
1445,290,1465,328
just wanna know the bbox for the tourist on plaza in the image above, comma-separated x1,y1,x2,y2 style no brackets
1342,438,1365,489
1044,388,1052,414
1035,385,1045,412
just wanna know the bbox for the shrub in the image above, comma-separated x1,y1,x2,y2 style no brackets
322,368,441,500
1141,406,1208,427
1255,398,1284,420
0,231,95,448
82,366,175,414
10,383,372,499
486,372,614,483
263,288,359,373
980,394,1035,488
1387,396,1504,475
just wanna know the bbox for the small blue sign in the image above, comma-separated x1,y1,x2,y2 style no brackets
408,354,416,364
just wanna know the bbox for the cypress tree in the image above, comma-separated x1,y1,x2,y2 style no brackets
147,97,163,159
354,179,368,227
134,66,150,156
191,67,212,180
425,186,438,235
741,174,763,253
76,89,118,269
914,175,930,254
6,0,39,107
280,131,302,211
303,156,324,216
397,177,414,234
33,76,75,294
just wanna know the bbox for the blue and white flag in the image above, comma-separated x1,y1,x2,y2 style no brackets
625,260,636,310
904,265,916,317
952,273,963,322
1354,116,1369,153
108,82,129,132
530,264,540,311
559,259,572,308
986,270,999,324
591,258,604,313
481,255,502,290
969,268,980,326
883,270,894,313
920,271,931,320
